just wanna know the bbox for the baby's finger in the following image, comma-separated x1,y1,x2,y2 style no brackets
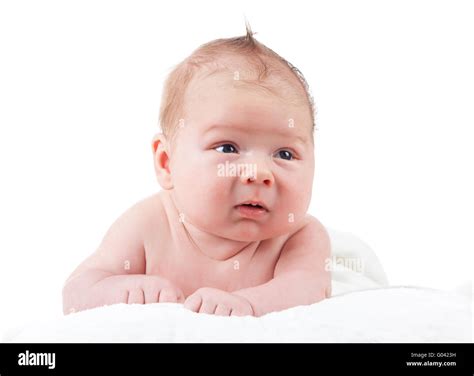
143,287,159,304
127,289,145,304
214,304,231,316
184,294,202,312
175,289,185,303
199,300,217,314
159,287,179,303
230,308,252,317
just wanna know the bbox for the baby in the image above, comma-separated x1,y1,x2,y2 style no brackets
63,25,331,317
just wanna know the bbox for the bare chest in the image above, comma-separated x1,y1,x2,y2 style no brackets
144,234,284,297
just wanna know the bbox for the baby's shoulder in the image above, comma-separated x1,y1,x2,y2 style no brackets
282,214,329,248
289,213,326,236
133,191,168,225
260,214,326,253
116,192,168,240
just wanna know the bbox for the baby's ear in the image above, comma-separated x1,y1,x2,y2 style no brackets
151,133,173,190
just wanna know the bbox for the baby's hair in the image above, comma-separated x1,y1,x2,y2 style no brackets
159,22,315,141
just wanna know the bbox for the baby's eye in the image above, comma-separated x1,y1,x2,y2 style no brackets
215,144,238,154
274,149,294,160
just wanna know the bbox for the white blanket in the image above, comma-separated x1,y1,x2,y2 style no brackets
3,229,472,342
4,287,471,342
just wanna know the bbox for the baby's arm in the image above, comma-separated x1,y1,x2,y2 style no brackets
232,217,331,316
62,198,183,314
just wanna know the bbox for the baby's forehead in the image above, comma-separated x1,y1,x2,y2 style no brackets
185,66,308,111
185,73,310,124
178,54,314,138
182,82,311,142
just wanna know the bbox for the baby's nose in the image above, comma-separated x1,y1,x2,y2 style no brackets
239,161,274,187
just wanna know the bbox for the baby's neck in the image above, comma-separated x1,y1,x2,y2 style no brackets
182,219,259,261
163,190,260,261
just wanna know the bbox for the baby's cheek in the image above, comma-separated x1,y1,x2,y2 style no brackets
176,173,230,221
194,169,228,197
281,178,312,218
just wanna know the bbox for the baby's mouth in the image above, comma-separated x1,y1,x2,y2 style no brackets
235,201,269,219
239,203,265,209
236,200,268,210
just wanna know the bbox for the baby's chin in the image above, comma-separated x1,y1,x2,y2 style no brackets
203,218,299,242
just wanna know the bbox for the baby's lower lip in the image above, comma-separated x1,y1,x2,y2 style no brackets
235,204,268,219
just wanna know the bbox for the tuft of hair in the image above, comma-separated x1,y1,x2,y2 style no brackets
159,23,316,141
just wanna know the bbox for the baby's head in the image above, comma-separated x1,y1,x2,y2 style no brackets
153,25,316,241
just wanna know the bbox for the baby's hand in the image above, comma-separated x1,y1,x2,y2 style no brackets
183,287,254,316
127,275,185,304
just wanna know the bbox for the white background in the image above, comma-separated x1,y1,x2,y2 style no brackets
0,0,472,335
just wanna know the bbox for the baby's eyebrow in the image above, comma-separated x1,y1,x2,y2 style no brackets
203,123,310,145
203,123,245,136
